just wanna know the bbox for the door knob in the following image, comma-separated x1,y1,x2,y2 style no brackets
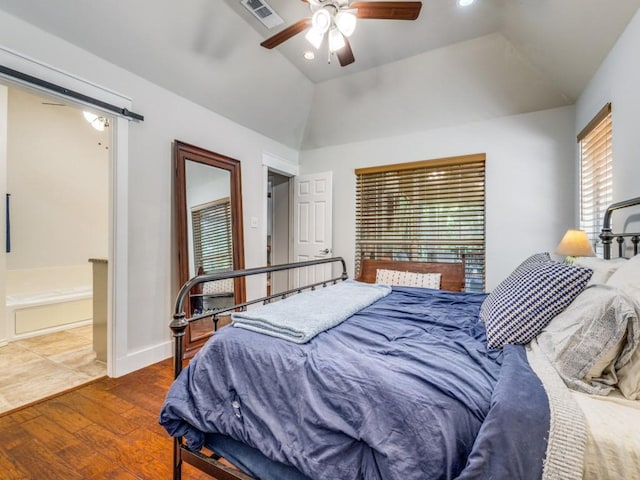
319,248,330,255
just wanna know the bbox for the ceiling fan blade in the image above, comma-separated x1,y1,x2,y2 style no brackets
261,18,312,49
337,37,355,67
351,1,422,20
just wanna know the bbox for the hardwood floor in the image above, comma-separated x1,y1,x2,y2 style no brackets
0,358,215,479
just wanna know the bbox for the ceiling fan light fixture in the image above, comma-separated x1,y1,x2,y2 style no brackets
457,0,475,7
328,27,346,53
335,10,357,37
83,111,109,131
305,27,325,49
83,111,98,123
259,0,423,68
312,8,332,34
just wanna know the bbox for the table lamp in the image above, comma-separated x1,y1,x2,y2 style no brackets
555,229,595,264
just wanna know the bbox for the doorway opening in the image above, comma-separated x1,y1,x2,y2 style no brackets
0,83,110,413
267,171,291,295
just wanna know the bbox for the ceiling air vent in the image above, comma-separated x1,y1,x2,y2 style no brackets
241,0,284,29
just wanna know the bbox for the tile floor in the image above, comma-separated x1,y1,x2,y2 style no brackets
0,325,106,414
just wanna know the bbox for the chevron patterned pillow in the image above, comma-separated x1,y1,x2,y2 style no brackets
481,260,592,349
479,252,551,319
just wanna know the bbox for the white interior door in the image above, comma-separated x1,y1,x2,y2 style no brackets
293,171,333,287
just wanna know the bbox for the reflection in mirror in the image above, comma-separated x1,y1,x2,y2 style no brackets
175,141,245,357
185,161,234,314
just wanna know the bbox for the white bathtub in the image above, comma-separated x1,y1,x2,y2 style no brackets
6,286,93,339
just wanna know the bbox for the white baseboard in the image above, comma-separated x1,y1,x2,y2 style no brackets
112,340,173,377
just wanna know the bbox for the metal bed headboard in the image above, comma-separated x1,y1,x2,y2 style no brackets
599,196,640,259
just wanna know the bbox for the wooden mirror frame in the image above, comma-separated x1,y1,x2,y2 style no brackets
174,141,245,355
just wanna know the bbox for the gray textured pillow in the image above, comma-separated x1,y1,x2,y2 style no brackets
536,284,640,395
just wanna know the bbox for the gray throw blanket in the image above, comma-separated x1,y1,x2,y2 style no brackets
526,342,587,480
232,280,391,343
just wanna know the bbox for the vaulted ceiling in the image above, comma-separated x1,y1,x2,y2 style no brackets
1,0,638,150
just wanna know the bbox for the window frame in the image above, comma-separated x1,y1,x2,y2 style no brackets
577,103,612,254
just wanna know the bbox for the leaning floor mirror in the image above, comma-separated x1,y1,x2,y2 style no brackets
174,141,245,357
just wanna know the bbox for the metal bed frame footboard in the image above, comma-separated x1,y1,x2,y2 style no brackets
599,196,640,259
169,256,348,480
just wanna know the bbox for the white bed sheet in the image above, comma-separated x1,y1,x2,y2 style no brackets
571,390,640,480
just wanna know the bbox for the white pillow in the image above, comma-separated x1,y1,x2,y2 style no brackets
573,256,627,286
375,268,441,289
606,254,640,302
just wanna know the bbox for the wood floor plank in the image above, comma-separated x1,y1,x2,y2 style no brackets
122,404,168,437
8,437,85,480
0,416,31,451
122,455,174,479
78,450,140,479
57,441,112,472
55,390,140,435
21,414,81,453
74,423,156,466
121,411,173,458
3,406,42,424
0,446,28,480
77,381,138,414
31,397,94,433
108,380,169,414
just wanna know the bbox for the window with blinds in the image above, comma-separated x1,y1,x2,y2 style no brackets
578,103,612,253
355,154,486,292
191,198,233,273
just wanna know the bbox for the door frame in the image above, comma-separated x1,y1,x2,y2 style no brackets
262,153,298,291
0,46,131,377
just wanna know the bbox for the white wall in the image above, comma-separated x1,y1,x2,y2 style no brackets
302,33,571,150
576,9,640,219
0,10,299,373
300,106,576,290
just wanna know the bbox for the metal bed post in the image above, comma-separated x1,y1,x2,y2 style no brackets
599,196,640,259
169,312,188,480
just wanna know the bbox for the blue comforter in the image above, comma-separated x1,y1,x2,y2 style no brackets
160,287,549,480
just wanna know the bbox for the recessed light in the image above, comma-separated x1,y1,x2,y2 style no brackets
458,0,475,6
304,51,315,60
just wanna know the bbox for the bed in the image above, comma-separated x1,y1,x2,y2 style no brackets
160,197,640,480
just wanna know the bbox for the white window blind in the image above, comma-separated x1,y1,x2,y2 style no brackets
355,154,486,292
192,198,233,273
578,103,612,253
